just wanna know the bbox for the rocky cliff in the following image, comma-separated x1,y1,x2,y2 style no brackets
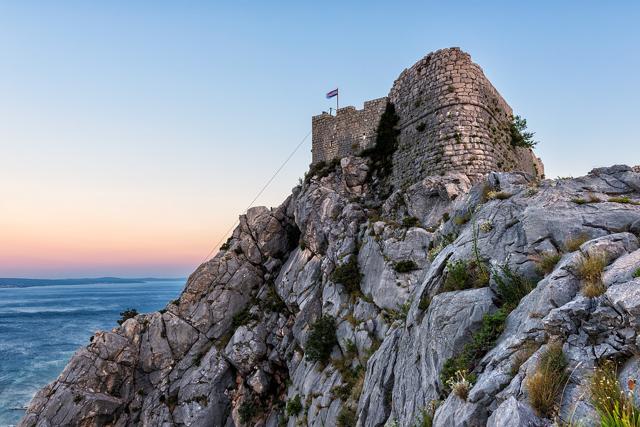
20,157,640,427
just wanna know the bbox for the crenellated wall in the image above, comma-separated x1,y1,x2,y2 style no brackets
310,47,544,185
311,98,388,164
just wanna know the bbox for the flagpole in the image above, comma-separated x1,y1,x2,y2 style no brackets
336,88,339,111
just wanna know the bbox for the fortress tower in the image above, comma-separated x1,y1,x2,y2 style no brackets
311,48,544,186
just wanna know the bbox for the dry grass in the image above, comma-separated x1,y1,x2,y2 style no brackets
446,370,473,400
535,252,562,276
486,190,512,200
565,234,590,252
510,342,539,376
576,253,607,298
526,342,569,418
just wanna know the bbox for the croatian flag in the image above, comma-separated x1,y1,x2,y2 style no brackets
326,88,338,99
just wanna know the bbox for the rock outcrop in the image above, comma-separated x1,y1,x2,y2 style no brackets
20,159,640,427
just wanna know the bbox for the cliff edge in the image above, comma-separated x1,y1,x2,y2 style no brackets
19,49,640,427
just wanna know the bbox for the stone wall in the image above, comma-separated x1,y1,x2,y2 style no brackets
310,47,544,184
311,97,387,164
388,47,543,187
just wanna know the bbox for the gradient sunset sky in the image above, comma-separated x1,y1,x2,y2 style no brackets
1,1,638,278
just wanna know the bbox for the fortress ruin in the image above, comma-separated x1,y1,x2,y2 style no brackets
311,47,544,186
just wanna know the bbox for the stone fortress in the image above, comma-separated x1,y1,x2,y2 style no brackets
311,47,544,187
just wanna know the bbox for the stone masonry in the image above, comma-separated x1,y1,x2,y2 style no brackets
311,47,544,186
311,97,388,164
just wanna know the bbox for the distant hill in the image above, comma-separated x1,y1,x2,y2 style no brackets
0,277,185,288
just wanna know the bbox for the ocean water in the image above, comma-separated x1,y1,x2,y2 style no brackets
0,280,184,426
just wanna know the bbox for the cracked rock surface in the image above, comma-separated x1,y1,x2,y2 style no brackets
20,162,640,427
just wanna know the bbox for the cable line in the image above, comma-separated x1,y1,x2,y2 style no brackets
199,129,312,265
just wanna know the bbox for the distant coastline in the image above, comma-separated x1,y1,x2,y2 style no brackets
0,277,185,288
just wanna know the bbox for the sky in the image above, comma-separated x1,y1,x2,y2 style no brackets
0,1,638,278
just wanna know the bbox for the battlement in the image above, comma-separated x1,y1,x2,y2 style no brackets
310,47,543,185
311,97,387,164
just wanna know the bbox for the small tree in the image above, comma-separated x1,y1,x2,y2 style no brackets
117,308,138,325
510,115,537,148
305,315,337,363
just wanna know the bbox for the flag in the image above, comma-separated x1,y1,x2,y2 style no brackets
326,88,338,99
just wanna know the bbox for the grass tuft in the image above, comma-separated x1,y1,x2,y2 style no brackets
526,342,569,418
565,234,590,252
447,370,473,400
493,264,536,311
576,253,607,298
486,191,512,200
536,253,562,276
402,216,421,228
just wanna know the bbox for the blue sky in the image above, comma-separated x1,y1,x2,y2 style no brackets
0,1,638,277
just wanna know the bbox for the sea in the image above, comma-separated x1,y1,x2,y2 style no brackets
0,279,184,426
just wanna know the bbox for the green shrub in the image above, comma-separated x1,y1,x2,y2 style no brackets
117,308,138,325
634,268,640,278
304,159,341,183
416,122,426,132
443,260,469,291
526,342,568,417
394,260,419,273
344,339,357,355
442,259,489,292
441,212,450,222
402,216,421,228
238,399,257,424
416,401,440,427
608,196,639,205
440,308,507,391
260,284,288,314
509,115,537,148
332,364,364,402
336,404,357,427
493,264,535,311
536,253,562,276
232,307,256,328
418,294,431,311
331,257,362,294
442,264,533,388
305,316,337,363
571,198,587,205
285,394,302,417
